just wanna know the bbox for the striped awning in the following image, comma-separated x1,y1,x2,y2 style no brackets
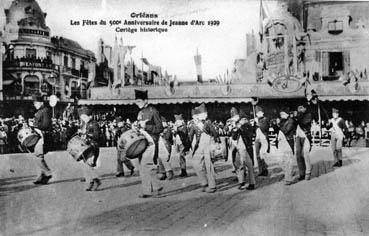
78,97,253,105
319,95,369,101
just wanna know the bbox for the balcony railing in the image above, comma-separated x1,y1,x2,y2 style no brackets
63,67,89,78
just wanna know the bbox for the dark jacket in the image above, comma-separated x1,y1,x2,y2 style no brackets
296,110,312,134
161,127,173,153
279,117,297,153
85,120,101,145
231,122,254,158
34,105,52,131
174,123,191,152
138,105,164,138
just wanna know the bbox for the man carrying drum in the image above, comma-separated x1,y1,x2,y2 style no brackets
32,94,53,185
115,117,135,178
78,106,102,191
134,89,164,198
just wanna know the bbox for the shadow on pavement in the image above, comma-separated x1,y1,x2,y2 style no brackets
15,189,262,236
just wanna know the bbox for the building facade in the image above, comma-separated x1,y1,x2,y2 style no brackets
1,0,96,116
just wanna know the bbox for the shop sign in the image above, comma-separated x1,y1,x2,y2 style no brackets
272,75,302,93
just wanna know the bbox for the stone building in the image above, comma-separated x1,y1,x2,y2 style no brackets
1,0,96,117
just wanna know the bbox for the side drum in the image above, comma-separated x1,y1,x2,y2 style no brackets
118,129,148,159
17,127,40,149
67,135,92,161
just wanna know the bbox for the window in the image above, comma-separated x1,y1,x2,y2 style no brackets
322,52,343,81
46,51,51,60
64,56,68,67
71,58,76,69
26,48,36,58
328,20,343,34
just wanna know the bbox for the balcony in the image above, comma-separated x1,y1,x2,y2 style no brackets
63,67,88,78
71,89,87,99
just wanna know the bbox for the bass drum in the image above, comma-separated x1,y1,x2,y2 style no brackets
67,135,93,161
17,127,40,149
118,129,148,159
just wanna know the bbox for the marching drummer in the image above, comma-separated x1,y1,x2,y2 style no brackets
78,106,102,191
134,89,164,198
32,94,53,185
114,117,135,178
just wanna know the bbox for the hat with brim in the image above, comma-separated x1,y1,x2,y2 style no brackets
255,106,263,114
135,89,148,100
174,114,184,121
280,106,290,114
192,103,207,119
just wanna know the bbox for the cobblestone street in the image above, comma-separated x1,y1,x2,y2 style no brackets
1,147,369,236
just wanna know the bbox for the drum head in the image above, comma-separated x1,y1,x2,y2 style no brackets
126,138,148,159
23,135,40,148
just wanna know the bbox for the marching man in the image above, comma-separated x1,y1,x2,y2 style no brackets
277,107,297,185
189,104,219,193
173,114,191,177
229,109,256,190
157,117,174,180
295,104,313,181
329,108,347,168
78,106,102,191
134,89,164,198
32,95,53,185
115,117,135,178
254,106,269,177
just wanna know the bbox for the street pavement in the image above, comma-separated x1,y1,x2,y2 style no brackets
1,146,369,236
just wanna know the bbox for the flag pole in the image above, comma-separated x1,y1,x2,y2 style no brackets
318,102,322,146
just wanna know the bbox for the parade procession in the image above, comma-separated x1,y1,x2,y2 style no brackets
2,0,369,235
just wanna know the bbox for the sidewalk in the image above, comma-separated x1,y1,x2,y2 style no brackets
0,147,369,236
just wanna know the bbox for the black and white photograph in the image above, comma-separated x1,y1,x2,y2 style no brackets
1,0,369,235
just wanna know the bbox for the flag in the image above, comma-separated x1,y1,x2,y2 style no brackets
119,45,128,86
141,58,150,66
259,0,267,43
113,36,119,84
194,54,203,83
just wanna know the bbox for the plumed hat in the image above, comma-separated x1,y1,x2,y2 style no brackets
134,89,148,100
